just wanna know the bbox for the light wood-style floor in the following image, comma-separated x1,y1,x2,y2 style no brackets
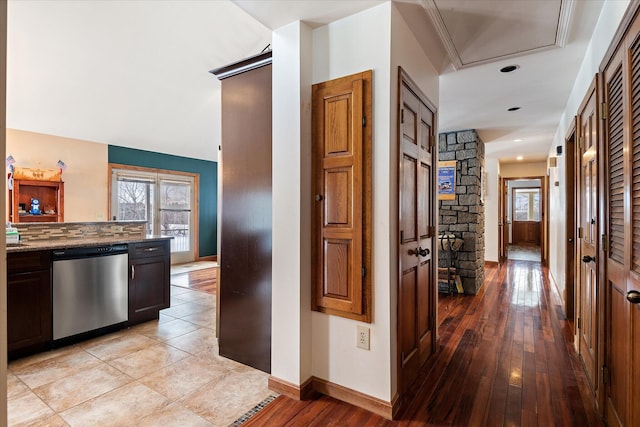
245,260,604,426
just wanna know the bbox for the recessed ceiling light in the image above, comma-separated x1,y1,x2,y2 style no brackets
508,107,521,112
517,156,523,161
500,65,519,73
514,139,523,142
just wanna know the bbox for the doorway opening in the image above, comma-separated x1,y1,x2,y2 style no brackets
503,178,544,263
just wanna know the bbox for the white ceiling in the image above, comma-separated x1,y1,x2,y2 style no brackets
7,0,607,165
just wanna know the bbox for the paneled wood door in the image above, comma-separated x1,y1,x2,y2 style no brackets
311,70,372,322
565,122,577,323
577,77,601,403
398,68,437,396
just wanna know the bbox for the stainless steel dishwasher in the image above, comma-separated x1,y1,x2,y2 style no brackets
52,244,129,340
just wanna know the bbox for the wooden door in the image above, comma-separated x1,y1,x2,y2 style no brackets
603,44,627,427
398,68,437,395
565,122,576,323
603,16,640,426
577,78,600,400
311,70,372,322
498,176,506,268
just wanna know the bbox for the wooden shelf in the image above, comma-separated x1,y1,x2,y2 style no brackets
9,179,64,223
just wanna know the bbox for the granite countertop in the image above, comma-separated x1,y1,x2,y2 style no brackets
7,235,172,253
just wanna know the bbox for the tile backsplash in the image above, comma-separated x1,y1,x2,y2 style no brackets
13,221,146,242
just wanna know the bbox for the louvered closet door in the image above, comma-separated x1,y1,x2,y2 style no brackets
604,45,628,427
625,23,640,427
603,16,640,427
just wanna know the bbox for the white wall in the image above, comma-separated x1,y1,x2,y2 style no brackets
6,130,109,222
271,1,441,404
485,158,499,261
7,0,271,162
310,3,393,402
547,0,630,295
271,20,313,387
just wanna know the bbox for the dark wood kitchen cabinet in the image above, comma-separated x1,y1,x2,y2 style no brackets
128,240,170,325
211,52,272,373
7,250,52,359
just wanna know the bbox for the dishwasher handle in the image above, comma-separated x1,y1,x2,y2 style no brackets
131,265,135,280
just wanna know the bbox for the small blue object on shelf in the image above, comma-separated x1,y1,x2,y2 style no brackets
29,198,41,215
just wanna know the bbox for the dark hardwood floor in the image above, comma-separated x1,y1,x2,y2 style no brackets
245,260,604,426
170,267,217,294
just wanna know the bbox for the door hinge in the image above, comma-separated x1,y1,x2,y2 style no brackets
578,136,584,150
401,108,404,124
578,227,584,239
602,365,609,384
601,234,608,252
601,102,608,120
363,115,367,128
430,135,435,148
429,226,436,236
400,230,404,242
577,317,581,330
362,267,366,277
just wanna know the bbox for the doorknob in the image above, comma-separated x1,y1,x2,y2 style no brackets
582,255,595,263
627,290,640,304
414,247,429,257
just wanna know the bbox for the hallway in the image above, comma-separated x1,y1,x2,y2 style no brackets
245,261,603,426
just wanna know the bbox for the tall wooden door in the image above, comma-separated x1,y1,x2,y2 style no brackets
577,78,600,401
603,15,640,426
565,123,576,323
603,43,627,427
398,68,437,395
498,176,506,268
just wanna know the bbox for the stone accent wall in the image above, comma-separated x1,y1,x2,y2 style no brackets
14,221,146,242
438,130,485,294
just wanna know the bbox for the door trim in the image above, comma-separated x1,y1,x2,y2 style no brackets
501,176,546,263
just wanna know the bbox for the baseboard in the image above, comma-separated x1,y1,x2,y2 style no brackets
198,255,217,262
312,377,394,420
268,375,396,419
485,260,498,268
268,376,315,400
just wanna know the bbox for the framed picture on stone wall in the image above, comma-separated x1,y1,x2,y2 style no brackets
438,161,456,200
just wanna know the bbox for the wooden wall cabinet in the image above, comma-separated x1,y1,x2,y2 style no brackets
9,179,64,223
7,251,52,359
127,240,171,325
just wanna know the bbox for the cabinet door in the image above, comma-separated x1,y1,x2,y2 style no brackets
128,256,170,324
8,270,52,356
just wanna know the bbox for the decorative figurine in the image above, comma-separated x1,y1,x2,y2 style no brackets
29,198,41,215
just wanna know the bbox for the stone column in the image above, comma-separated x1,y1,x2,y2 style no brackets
438,129,485,294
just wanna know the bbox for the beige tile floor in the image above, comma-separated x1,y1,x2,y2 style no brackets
7,284,273,426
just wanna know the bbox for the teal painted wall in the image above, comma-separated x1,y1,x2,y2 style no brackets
108,145,217,257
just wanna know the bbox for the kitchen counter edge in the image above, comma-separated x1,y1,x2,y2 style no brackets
6,236,172,253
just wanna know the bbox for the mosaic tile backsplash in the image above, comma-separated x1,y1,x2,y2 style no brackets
13,221,146,242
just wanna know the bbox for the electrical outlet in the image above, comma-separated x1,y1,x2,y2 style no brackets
357,325,370,350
